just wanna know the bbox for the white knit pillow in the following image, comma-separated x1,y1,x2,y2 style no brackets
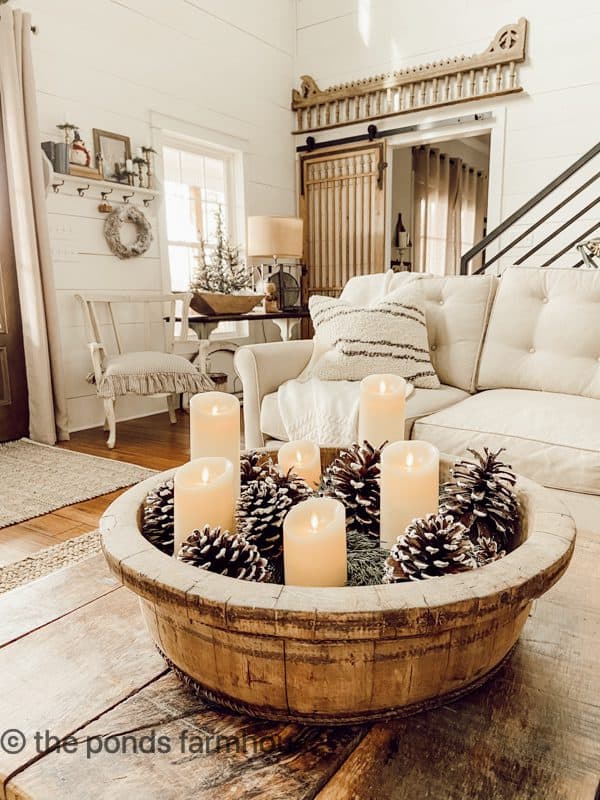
307,283,440,388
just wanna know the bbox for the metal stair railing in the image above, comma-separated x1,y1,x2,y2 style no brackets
460,141,600,275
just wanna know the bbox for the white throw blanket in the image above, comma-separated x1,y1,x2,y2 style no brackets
278,378,361,445
277,271,424,444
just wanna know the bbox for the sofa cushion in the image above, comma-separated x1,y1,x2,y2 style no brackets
260,384,469,443
95,351,209,399
413,389,600,494
330,270,497,392
478,266,600,399
421,275,497,393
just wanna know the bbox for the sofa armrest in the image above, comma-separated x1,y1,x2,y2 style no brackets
234,340,314,448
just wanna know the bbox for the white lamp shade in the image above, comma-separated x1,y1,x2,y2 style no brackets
247,216,304,258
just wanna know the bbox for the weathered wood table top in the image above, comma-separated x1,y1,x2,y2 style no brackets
0,527,598,800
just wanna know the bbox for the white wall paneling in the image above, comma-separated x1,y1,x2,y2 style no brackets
27,0,296,431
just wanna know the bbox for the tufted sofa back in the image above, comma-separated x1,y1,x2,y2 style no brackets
341,271,498,392
421,275,497,392
477,267,600,398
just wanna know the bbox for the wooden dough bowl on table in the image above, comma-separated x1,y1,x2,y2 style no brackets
100,448,576,726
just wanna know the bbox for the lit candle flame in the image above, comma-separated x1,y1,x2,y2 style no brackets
295,450,303,463
211,404,220,415
201,467,210,484
310,513,319,530
379,379,387,394
406,452,414,469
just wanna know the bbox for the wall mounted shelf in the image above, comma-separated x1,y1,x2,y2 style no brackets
50,171,159,200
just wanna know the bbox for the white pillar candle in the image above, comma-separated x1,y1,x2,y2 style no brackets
283,497,347,587
174,457,235,554
358,374,406,448
278,440,321,489
190,392,240,497
380,441,439,548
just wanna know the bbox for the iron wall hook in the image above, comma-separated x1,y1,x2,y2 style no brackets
143,196,155,208
77,184,90,197
122,192,135,204
52,179,65,194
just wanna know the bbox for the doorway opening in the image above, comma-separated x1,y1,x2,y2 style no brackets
388,133,490,275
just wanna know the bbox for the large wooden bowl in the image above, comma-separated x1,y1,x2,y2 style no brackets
190,291,264,316
100,451,575,725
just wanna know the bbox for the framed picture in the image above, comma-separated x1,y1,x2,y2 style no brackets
93,129,131,184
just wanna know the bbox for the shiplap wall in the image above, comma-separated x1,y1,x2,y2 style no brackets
24,0,296,431
295,0,600,271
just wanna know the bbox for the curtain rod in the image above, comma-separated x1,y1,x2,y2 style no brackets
296,111,493,153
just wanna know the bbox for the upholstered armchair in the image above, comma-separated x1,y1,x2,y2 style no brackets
77,291,213,448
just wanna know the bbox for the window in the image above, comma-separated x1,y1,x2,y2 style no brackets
162,138,247,339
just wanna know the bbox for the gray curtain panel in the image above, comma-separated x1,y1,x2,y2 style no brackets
0,8,69,442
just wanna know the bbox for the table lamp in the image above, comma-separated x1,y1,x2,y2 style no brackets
247,216,304,310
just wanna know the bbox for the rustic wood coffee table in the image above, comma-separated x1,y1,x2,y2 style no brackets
0,526,598,799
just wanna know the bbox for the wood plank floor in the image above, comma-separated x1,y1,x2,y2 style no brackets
0,412,192,566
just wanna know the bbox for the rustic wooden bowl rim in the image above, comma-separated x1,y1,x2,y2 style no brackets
100,452,576,641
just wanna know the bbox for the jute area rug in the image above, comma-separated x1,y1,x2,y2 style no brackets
0,530,102,595
0,438,154,528
0,438,157,595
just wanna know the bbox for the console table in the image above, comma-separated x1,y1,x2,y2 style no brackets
170,309,310,376
188,309,309,344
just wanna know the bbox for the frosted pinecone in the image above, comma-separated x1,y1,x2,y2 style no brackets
177,525,270,582
384,513,477,582
236,472,312,566
474,535,506,566
322,441,382,539
440,447,518,548
142,479,175,555
240,450,278,485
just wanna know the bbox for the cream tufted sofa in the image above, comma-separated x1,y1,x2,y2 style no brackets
234,267,600,520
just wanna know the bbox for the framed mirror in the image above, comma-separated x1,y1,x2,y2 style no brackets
93,128,131,184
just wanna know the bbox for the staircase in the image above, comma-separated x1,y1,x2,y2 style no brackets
461,141,600,275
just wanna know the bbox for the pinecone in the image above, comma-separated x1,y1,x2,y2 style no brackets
236,471,312,570
142,479,175,555
384,513,477,582
440,448,518,549
322,441,382,539
474,535,506,566
177,525,270,582
240,450,277,485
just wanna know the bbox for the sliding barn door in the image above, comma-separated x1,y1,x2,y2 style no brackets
299,142,387,300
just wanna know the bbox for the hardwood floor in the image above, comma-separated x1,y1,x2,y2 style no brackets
0,411,192,566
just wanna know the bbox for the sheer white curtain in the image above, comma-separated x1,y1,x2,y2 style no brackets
0,9,69,442
412,146,487,275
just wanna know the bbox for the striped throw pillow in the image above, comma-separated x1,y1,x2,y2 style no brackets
307,282,440,388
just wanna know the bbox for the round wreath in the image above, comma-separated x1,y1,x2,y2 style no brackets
104,205,153,259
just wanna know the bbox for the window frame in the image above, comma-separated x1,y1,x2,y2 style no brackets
160,133,248,341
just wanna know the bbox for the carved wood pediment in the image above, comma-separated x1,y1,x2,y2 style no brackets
292,19,528,133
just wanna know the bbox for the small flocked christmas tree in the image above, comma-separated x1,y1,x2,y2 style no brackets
191,206,251,294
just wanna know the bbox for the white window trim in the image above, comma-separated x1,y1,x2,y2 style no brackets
155,129,249,342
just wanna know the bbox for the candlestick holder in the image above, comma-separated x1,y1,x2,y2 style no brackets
56,122,77,145
132,156,147,188
141,146,157,190
100,445,572,725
